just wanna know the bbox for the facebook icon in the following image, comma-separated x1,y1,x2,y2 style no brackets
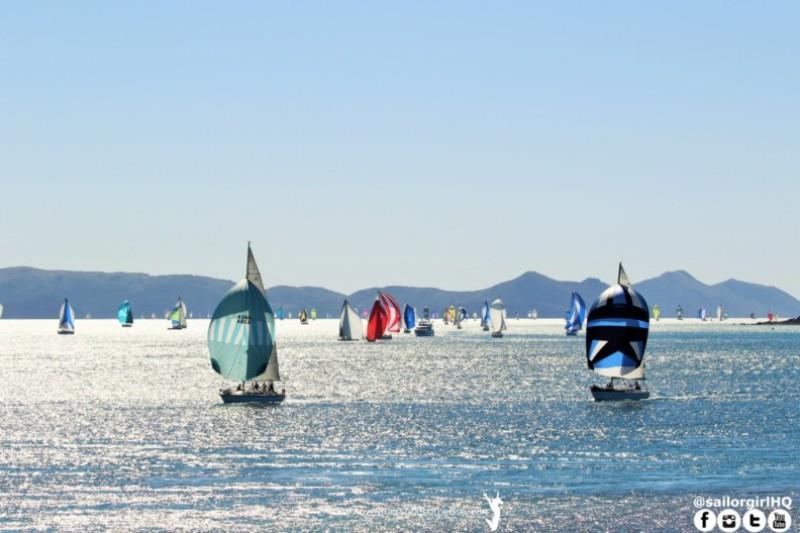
694,509,716,532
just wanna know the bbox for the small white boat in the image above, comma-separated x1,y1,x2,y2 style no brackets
413,308,435,337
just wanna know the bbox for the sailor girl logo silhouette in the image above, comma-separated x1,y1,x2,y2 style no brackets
483,491,503,531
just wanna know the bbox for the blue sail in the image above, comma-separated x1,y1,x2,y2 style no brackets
118,300,133,325
480,301,490,327
403,304,416,330
275,307,285,320
565,292,587,334
585,264,649,378
59,298,75,332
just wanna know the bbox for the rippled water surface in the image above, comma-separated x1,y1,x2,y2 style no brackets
0,318,797,531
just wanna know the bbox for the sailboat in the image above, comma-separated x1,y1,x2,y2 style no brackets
447,305,456,325
167,297,188,330
361,308,369,319
676,304,684,320
532,308,538,320
57,298,75,334
442,309,449,325
0,303,3,319
565,291,587,336
299,309,309,324
489,299,506,338
378,291,401,339
403,304,415,333
366,298,388,342
275,307,285,320
454,306,463,329
652,305,661,321
118,300,134,327
210,242,284,404
310,308,317,321
414,306,434,336
338,299,363,340
698,307,707,321
716,305,723,322
480,301,490,331
586,263,650,401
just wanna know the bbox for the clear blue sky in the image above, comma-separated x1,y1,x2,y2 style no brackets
1,2,798,295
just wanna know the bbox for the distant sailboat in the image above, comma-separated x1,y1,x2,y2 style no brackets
565,291,586,336
118,300,134,327
532,308,538,320
716,305,723,321
0,303,3,319
489,299,506,338
366,298,388,342
414,306,434,336
57,298,75,334
447,305,456,325
361,308,369,319
586,263,650,401
168,297,188,330
299,309,309,324
480,301,490,331
338,299,362,341
698,307,707,321
276,307,285,320
652,305,661,321
454,306,463,329
403,304,415,333
310,308,317,321
210,242,284,404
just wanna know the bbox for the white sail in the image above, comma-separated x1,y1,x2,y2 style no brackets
247,243,279,383
246,242,265,292
621,362,646,380
0,303,3,319
489,299,506,333
339,300,363,340
263,344,280,381
716,305,723,321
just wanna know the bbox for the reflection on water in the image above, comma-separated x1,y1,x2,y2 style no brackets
0,319,797,530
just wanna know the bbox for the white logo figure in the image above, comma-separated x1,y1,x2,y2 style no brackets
483,491,503,531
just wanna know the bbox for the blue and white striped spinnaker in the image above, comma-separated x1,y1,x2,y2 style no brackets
585,264,649,379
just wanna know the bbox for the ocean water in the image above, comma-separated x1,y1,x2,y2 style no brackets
0,318,797,532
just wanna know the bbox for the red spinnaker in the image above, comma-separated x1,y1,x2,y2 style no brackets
379,291,402,333
366,298,388,342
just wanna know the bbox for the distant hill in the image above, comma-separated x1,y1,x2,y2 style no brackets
0,266,798,319
637,270,800,318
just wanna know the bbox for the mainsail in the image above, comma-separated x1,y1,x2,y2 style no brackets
366,298,388,342
716,305,723,321
310,308,317,320
245,243,279,383
699,307,707,321
403,304,416,331
299,309,308,322
489,299,506,334
58,298,75,333
339,299,363,340
0,303,3,319
565,291,587,335
118,300,133,325
585,263,649,379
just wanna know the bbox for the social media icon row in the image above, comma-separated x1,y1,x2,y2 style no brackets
694,508,792,532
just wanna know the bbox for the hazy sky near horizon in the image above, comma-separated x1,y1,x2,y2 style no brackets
1,2,799,295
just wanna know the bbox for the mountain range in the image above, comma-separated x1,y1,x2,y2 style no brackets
1,266,798,319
